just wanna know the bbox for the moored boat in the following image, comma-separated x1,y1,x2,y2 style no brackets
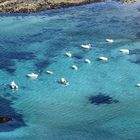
120,49,130,55
99,56,108,61
106,39,114,43
27,73,38,79
85,59,91,64
72,65,78,70
10,81,18,90
60,78,69,86
81,44,92,49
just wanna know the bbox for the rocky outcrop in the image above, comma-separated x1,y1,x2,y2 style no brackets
0,116,12,123
0,0,103,13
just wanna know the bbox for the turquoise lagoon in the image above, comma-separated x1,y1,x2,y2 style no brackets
0,1,140,140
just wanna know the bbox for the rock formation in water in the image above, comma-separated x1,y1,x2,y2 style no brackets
0,116,12,123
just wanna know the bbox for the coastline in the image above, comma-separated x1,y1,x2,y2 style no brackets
0,0,104,13
0,0,139,13
0,0,140,13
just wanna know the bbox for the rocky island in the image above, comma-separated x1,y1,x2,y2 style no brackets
0,0,139,13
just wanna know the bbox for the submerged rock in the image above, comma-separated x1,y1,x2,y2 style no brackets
0,116,12,123
88,93,119,105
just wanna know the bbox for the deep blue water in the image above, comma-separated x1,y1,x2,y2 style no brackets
0,1,140,140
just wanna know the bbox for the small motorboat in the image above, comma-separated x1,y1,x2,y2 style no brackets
81,44,92,49
85,59,91,64
46,70,54,75
99,56,108,61
120,49,129,55
10,81,18,90
27,73,38,79
72,65,78,70
106,39,114,43
65,52,72,57
60,78,69,86
137,83,140,87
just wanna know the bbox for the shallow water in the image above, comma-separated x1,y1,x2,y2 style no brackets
0,2,140,140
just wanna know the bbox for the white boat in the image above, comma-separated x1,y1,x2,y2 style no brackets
85,59,91,64
137,83,140,87
120,49,129,55
72,65,78,70
99,56,108,61
46,70,54,75
81,44,92,49
65,52,72,57
60,78,69,86
106,39,114,43
27,73,38,79
10,81,18,90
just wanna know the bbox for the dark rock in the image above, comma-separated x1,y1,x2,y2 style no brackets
0,116,12,123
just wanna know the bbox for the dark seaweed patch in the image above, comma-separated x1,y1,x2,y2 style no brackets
130,49,140,55
136,32,140,38
3,92,18,100
0,96,26,132
132,60,140,64
0,51,35,74
88,93,119,105
0,59,16,74
35,60,51,72
137,7,140,12
73,54,83,59
19,28,62,44
110,18,119,23
135,22,139,25
4,52,35,60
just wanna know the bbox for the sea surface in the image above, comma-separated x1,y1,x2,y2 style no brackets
0,1,140,140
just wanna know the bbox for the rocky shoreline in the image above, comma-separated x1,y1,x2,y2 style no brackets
0,0,139,13
0,0,103,13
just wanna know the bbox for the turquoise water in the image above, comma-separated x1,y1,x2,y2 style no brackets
0,1,140,140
